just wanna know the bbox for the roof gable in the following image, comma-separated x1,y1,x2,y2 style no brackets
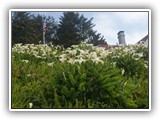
137,34,149,44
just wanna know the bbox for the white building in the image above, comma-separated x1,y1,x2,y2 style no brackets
136,35,149,46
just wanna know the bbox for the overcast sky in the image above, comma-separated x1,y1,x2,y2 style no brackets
32,11,148,45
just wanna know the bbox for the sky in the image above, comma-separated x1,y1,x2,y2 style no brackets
32,11,148,45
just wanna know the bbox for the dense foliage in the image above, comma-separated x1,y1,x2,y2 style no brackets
11,42,149,109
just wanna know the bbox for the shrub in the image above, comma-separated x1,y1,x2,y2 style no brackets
11,42,149,109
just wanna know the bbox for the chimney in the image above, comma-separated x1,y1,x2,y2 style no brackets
117,31,126,45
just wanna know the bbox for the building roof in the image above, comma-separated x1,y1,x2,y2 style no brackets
99,34,149,49
98,44,118,49
137,34,149,44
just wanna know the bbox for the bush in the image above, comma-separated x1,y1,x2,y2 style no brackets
11,42,149,109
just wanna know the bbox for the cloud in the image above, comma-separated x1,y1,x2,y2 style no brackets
126,31,148,44
33,11,148,45
91,13,121,44
90,12,148,45
113,12,148,24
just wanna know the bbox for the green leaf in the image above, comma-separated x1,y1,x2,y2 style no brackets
69,87,76,97
61,86,69,96
135,98,148,108
78,82,86,92
69,72,76,86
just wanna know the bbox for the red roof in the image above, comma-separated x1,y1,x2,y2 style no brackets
98,44,118,49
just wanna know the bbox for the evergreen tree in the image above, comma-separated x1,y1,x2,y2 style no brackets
87,30,107,46
29,14,43,44
12,12,33,45
12,12,57,45
12,11,107,46
56,12,82,47
56,12,106,48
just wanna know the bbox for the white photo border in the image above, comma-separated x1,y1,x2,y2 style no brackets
9,9,151,111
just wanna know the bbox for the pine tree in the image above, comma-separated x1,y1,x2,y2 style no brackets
56,12,106,48
29,14,43,44
12,12,57,45
12,12,33,45
87,31,107,46
12,11,107,46
56,12,82,48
